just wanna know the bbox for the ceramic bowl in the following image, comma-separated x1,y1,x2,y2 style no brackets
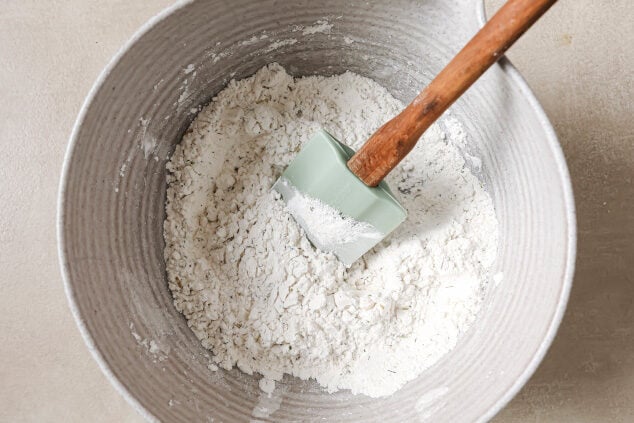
58,0,576,421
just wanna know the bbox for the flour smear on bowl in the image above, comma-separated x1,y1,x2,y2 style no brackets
164,63,499,397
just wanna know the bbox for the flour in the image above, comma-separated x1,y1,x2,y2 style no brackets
300,20,333,35
278,177,383,263
129,323,170,363
164,63,499,397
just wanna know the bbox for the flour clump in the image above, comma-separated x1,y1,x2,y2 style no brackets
164,63,499,397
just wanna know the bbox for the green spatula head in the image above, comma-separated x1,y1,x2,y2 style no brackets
273,130,407,266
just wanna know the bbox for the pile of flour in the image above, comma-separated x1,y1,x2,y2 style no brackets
164,63,499,397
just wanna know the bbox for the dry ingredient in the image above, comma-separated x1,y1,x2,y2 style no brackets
164,63,499,397
278,177,384,263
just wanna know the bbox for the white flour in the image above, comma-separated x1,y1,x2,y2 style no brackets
277,177,383,264
164,63,499,397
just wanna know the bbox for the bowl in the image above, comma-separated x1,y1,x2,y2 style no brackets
58,0,576,421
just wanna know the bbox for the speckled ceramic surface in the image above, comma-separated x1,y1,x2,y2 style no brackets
58,0,575,421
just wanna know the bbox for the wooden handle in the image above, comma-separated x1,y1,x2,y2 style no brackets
347,0,557,186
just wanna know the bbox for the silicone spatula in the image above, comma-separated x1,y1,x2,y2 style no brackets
274,0,557,266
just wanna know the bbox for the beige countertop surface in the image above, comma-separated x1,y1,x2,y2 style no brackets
1,0,632,421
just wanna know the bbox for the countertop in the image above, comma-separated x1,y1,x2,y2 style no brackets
1,0,632,421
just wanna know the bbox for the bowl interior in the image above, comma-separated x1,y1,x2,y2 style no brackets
59,0,575,421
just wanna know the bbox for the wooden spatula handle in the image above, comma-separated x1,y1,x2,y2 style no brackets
347,0,557,187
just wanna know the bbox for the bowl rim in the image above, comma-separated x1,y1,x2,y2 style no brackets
57,1,576,421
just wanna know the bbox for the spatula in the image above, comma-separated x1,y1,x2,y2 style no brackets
274,0,557,266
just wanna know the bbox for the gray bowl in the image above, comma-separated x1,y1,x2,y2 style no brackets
58,0,576,421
